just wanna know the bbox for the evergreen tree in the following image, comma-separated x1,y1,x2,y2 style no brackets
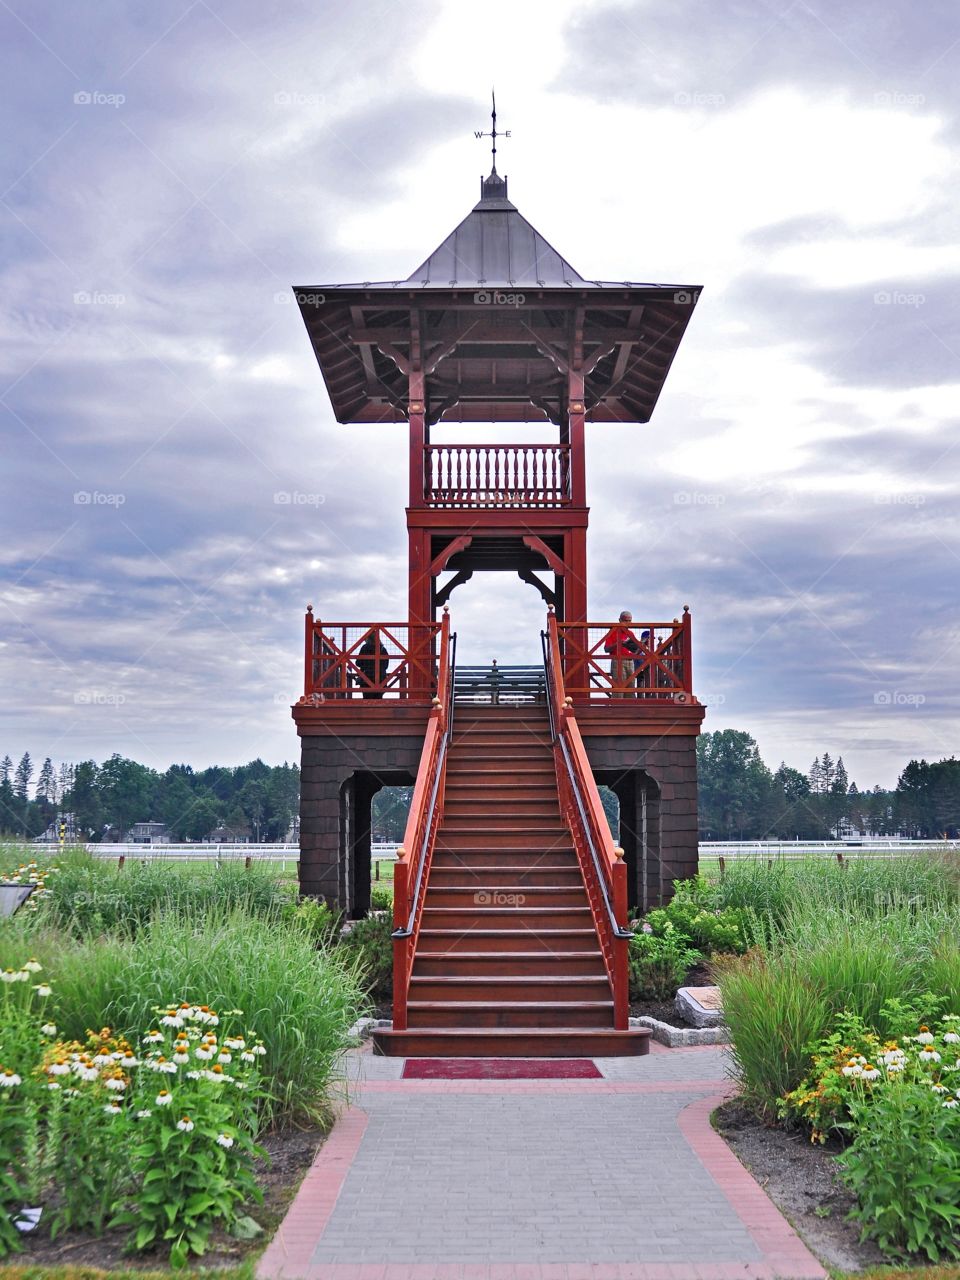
0,756,11,785
14,752,33,800
36,758,56,803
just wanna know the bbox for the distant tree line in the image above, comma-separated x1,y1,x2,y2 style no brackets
697,730,960,840
0,753,299,843
2,735,957,845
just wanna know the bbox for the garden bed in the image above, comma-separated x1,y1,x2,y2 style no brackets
714,1098,887,1274
7,1124,325,1272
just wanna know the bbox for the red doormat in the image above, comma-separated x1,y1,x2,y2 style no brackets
402,1058,602,1079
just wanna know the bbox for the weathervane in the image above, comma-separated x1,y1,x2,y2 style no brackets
474,89,510,173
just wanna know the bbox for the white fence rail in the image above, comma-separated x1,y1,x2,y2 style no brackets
83,842,403,865
700,839,960,862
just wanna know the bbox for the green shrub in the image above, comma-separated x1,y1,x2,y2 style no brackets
627,927,700,1002
839,1079,960,1262
284,896,343,946
339,913,393,1000
647,879,748,954
370,884,393,911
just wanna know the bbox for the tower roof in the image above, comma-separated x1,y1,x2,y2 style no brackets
293,171,701,426
404,172,583,288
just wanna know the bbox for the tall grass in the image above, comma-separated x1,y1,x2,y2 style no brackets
0,905,367,1128
711,855,960,1115
28,848,295,935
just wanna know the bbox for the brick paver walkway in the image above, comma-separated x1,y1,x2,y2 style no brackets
258,1043,826,1280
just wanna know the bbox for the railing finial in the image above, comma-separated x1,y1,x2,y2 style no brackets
442,604,450,614
683,604,690,614
547,604,555,614
613,846,625,860
306,603,313,614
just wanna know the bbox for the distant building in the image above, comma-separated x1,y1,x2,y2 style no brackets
34,812,80,844
126,822,171,845
204,823,252,844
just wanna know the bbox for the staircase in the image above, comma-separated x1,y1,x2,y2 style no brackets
373,705,650,1057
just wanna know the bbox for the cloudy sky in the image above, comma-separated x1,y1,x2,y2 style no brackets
2,0,958,788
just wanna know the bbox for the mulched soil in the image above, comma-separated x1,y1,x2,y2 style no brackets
714,1098,889,1274
11,1124,325,1272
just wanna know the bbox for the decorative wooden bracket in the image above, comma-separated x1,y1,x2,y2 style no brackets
522,535,566,578
430,534,473,578
434,568,473,607
518,567,558,608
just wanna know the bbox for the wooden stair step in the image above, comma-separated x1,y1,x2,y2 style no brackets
372,1027,651,1058
425,886,588,907
409,976,611,1001
428,865,583,885
414,951,607,977
417,928,599,953
422,906,593,929
406,1001,615,1029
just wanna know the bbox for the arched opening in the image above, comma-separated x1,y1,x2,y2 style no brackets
340,771,415,918
434,567,550,668
592,769,662,913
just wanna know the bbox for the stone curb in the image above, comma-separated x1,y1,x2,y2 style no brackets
347,1017,392,1040
631,1015,731,1047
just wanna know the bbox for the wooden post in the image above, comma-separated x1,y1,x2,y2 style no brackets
718,855,726,878
244,855,251,870
567,369,586,507
118,854,125,870
303,605,314,698
836,851,845,867
681,605,693,695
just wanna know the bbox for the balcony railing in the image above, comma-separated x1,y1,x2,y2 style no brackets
424,444,570,508
555,609,694,701
299,612,443,702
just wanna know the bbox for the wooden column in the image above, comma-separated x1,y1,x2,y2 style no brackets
567,369,586,507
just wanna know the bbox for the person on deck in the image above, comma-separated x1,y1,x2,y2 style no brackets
356,630,386,700
603,611,641,698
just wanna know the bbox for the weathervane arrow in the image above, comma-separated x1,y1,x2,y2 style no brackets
474,89,510,173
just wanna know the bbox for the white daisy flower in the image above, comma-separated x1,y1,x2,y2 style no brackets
47,1082,61,1091
173,1052,190,1065
73,1065,98,1082
176,1116,194,1132
34,985,52,997
944,1032,960,1044
135,1109,153,1119
93,1053,114,1067
22,959,42,973
860,1066,881,1082
150,1058,177,1074
920,1047,942,1063
217,1052,232,1065
223,1037,245,1051
194,1046,214,1061
46,1061,70,1076
842,1062,863,1077
915,1028,935,1044
104,1103,122,1115
1,970,20,983
240,1051,255,1064
943,1099,959,1109
104,1076,127,1091
40,1024,57,1037
216,1133,234,1148
160,1012,184,1028
142,1031,164,1044
186,1070,202,1080
251,1043,266,1056
155,1090,173,1106
0,1071,22,1087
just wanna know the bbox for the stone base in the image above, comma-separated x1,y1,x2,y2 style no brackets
630,1015,731,1048
675,985,724,1028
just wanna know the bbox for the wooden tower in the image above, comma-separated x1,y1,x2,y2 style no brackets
291,150,705,1056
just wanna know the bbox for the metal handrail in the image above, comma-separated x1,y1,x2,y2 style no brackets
393,631,456,939
542,629,630,941
557,735,633,940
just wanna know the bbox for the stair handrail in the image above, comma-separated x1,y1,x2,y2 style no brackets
543,611,632,1028
391,609,456,1031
